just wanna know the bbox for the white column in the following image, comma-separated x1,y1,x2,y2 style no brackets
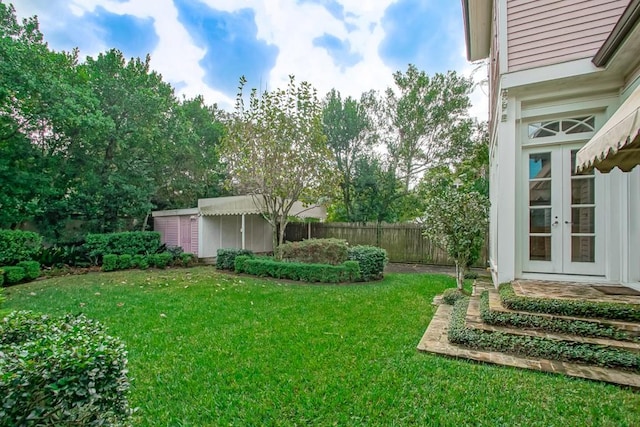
241,213,246,250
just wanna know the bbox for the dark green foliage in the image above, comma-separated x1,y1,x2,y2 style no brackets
347,245,387,281
238,258,361,283
131,254,149,270
234,255,251,273
180,253,196,267
85,232,161,258
3,266,26,284
278,238,348,265
150,252,173,269
441,288,467,305
36,244,91,268
16,261,40,280
102,254,118,272
117,254,132,270
499,283,640,322
216,248,254,270
479,291,637,342
448,298,640,372
0,230,42,265
0,270,4,287
0,310,131,425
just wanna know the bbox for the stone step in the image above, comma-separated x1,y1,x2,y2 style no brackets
486,286,640,337
465,295,640,353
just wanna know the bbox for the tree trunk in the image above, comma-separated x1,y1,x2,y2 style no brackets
455,260,463,290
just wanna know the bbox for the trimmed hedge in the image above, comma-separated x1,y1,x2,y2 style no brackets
132,254,149,270
236,257,361,283
16,260,41,281
85,231,161,258
0,229,42,265
150,252,173,269
102,254,118,272
480,291,637,342
278,238,348,265
448,298,640,372
347,245,387,281
3,266,26,284
499,283,640,322
0,286,4,305
0,310,132,425
117,254,132,270
216,248,254,270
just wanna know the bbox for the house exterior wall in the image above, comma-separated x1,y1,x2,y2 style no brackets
506,0,627,72
153,214,199,256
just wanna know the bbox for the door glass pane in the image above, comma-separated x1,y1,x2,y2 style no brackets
530,181,551,206
571,207,595,233
571,178,594,204
529,153,551,179
571,236,595,262
530,236,551,261
530,208,551,233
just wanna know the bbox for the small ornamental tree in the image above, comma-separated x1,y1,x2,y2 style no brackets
422,185,489,289
222,75,337,252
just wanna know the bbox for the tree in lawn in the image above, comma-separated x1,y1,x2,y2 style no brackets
322,89,373,221
222,75,337,252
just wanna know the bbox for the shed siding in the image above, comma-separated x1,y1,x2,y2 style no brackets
190,217,199,256
154,217,179,247
507,0,628,72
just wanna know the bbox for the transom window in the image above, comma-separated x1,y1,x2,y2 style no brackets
528,116,595,139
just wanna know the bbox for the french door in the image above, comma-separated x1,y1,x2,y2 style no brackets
523,145,604,275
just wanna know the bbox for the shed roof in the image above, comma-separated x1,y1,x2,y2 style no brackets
198,195,326,219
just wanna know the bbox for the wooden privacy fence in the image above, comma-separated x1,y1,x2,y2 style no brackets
284,222,488,267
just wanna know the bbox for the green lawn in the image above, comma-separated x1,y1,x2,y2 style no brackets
3,267,639,426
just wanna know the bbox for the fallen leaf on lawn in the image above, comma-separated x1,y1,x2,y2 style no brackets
160,313,167,318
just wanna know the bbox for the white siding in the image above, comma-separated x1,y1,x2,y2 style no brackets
507,0,628,72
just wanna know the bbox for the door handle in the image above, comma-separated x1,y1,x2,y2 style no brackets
564,221,572,224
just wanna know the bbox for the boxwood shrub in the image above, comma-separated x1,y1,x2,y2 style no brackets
16,260,41,281
347,245,388,281
0,310,132,425
499,283,640,322
0,229,42,266
216,248,254,270
132,254,149,270
278,238,348,265
3,266,26,284
237,257,361,283
448,298,640,372
150,252,173,269
480,291,637,342
102,254,118,272
117,254,132,270
85,231,161,258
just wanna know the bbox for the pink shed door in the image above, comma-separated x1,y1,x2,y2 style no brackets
180,216,191,252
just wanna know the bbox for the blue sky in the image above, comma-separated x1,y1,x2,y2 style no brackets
15,0,486,117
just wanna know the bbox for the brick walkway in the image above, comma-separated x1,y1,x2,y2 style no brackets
417,281,640,388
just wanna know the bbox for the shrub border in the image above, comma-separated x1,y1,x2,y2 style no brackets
448,297,640,372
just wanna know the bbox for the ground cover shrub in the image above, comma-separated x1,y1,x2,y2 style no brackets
441,288,467,305
0,310,132,425
16,261,40,280
499,283,640,322
0,229,42,266
480,291,637,342
347,245,388,281
102,254,118,272
278,238,348,265
85,231,161,259
2,266,26,284
237,257,361,283
449,298,640,372
217,248,254,270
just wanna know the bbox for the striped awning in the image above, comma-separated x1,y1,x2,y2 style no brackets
576,84,640,173
198,195,326,219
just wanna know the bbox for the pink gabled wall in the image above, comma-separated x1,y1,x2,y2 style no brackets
507,0,628,72
154,215,199,256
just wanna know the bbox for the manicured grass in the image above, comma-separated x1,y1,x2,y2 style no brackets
3,267,640,426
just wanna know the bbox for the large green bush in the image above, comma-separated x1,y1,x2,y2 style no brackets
16,260,40,281
237,257,360,283
3,266,26,284
0,229,42,266
85,231,161,258
278,238,348,265
0,310,132,425
216,248,254,270
102,254,118,272
347,245,387,281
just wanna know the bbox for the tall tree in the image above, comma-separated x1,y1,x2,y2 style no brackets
222,75,337,251
322,89,371,220
379,64,473,191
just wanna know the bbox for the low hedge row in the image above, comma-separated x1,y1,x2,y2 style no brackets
1,261,41,285
216,248,254,270
347,246,387,281
235,256,361,283
278,238,348,265
449,298,640,372
480,291,637,342
499,283,640,322
0,310,132,425
85,231,162,258
102,252,195,272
